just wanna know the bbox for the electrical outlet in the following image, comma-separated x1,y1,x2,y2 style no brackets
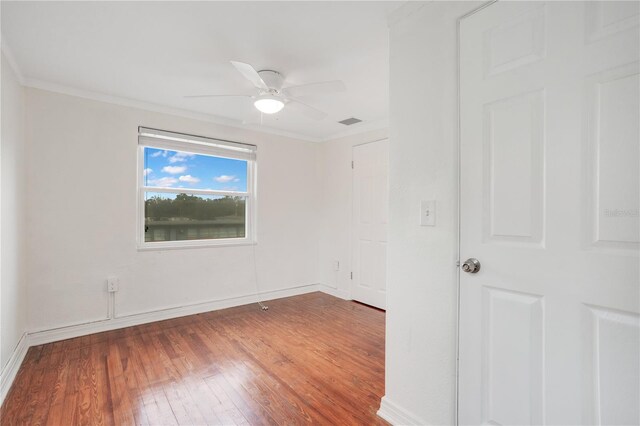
333,260,340,271
420,200,436,226
107,277,119,292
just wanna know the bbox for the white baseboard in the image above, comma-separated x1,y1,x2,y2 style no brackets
377,396,429,426
0,332,29,405
318,284,351,300
1,284,350,406
28,284,322,346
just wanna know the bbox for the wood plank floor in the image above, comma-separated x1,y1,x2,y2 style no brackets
1,292,387,425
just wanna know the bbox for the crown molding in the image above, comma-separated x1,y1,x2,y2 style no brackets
23,77,330,143
1,36,26,85
3,34,387,145
22,77,389,144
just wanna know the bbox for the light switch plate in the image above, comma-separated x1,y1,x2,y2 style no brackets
420,200,436,226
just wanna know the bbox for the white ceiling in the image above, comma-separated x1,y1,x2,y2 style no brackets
2,1,398,141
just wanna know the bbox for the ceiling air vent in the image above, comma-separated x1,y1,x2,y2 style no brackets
338,117,362,126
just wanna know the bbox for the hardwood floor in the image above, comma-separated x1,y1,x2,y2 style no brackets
1,292,387,425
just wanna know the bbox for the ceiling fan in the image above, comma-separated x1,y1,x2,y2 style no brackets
185,61,346,121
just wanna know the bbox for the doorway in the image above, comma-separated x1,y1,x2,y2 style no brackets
351,139,389,310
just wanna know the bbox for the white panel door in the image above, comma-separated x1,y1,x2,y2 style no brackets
352,139,389,309
459,2,639,425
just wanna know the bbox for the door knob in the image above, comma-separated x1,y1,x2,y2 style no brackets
462,258,481,273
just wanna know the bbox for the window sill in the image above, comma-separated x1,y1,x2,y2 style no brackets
137,239,256,251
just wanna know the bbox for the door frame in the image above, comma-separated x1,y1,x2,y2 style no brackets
350,138,389,305
455,2,498,424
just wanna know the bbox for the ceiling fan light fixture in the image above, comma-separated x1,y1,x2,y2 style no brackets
254,95,284,114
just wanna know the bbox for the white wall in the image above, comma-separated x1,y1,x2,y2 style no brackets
25,88,321,331
382,2,478,425
317,129,388,298
1,52,28,370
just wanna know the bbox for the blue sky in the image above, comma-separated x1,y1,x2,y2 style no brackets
143,147,247,192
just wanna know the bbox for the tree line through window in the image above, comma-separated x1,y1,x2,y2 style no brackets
138,128,256,247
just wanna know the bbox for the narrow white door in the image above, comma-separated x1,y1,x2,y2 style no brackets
459,2,639,425
352,139,389,309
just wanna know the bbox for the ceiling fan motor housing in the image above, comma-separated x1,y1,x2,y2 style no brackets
258,70,285,91
188,61,338,120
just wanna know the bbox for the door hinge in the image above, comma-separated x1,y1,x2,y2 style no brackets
351,161,354,169
350,272,353,280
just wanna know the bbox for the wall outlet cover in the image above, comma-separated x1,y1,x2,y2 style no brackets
107,277,119,292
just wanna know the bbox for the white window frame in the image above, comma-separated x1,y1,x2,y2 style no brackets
137,127,257,250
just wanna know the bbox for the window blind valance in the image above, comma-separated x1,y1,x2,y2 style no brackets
138,127,257,161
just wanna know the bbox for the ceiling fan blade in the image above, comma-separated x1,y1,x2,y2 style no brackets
231,61,269,90
184,94,252,99
288,98,328,120
282,80,346,98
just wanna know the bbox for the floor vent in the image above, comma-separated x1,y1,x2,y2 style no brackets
338,117,362,126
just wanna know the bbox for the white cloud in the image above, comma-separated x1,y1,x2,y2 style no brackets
178,175,200,184
214,175,239,183
168,152,195,163
143,168,153,176
162,165,187,174
147,177,178,187
151,150,168,158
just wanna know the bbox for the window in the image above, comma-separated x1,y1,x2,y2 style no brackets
137,127,256,249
